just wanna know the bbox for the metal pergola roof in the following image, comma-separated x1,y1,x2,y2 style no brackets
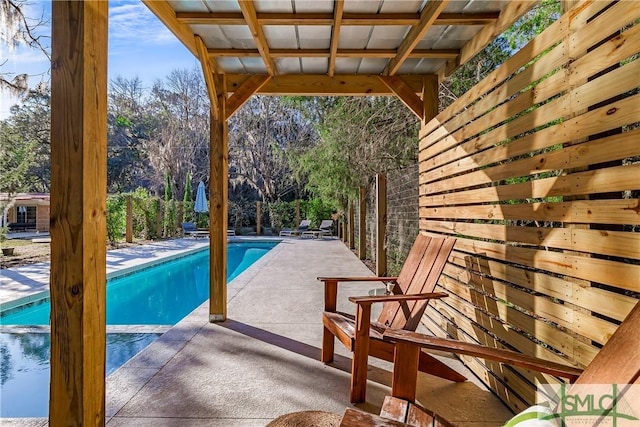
143,0,536,97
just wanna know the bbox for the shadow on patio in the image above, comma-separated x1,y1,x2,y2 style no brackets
104,238,512,426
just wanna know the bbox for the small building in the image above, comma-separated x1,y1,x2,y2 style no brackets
0,193,50,232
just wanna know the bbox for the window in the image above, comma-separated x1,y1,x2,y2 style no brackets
16,206,36,223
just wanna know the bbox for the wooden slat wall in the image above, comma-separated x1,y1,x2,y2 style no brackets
418,1,640,413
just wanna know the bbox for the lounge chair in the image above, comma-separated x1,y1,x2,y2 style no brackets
181,222,208,238
318,234,465,403
279,219,311,237
383,301,640,406
318,219,334,237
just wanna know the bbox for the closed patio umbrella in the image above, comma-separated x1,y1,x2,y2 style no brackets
194,181,208,215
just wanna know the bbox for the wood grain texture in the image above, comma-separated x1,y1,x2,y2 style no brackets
176,11,499,27
379,76,424,119
328,0,344,77
419,2,640,411
143,0,197,56
238,0,275,75
225,74,270,119
195,35,219,118
439,1,536,78
385,0,449,76
209,73,228,321
50,1,108,425
226,74,424,96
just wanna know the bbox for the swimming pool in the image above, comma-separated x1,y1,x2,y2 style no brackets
1,241,278,325
0,332,161,418
0,240,278,418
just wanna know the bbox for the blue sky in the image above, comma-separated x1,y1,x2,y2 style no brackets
0,0,198,119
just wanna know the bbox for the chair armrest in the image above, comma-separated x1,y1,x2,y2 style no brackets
384,329,583,381
318,276,398,283
348,292,448,305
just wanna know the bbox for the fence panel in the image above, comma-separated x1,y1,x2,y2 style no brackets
418,1,639,413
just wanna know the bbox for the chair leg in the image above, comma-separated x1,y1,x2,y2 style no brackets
350,344,368,403
350,302,372,403
321,327,334,363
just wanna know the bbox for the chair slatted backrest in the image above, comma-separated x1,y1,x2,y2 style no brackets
377,235,456,330
574,301,640,386
298,220,311,230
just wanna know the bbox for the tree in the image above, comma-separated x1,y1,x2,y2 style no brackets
296,96,418,207
145,68,209,200
229,96,317,202
0,86,50,192
0,0,50,96
182,172,193,223
107,76,152,192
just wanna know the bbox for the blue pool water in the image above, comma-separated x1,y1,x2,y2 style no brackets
0,332,160,418
1,241,277,325
0,241,278,418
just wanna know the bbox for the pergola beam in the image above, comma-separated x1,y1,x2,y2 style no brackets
379,76,425,120
226,74,425,96
238,0,276,75
208,48,459,59
195,35,219,119
176,11,499,26
143,0,198,56
328,0,344,77
225,75,271,119
385,0,450,76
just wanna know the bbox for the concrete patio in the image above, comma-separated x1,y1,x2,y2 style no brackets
1,237,513,426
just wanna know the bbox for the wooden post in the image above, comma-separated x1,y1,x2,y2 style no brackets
209,73,228,322
50,1,108,425
126,195,133,243
422,75,439,125
358,186,366,260
295,199,300,228
256,201,262,235
348,201,355,249
376,174,387,276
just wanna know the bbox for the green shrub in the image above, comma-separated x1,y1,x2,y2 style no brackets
302,198,335,228
106,194,127,243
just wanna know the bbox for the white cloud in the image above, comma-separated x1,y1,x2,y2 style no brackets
109,1,176,51
1,0,195,119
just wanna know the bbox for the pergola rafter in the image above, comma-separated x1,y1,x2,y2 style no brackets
328,0,344,77
176,11,500,26
238,0,276,76
384,0,450,76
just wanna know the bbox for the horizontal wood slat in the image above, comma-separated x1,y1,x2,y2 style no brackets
420,92,639,177
419,198,640,226
419,2,639,411
422,219,640,260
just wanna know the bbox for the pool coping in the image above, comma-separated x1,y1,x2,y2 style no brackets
0,237,285,421
0,237,283,312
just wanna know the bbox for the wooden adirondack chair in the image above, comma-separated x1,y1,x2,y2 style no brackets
384,300,640,405
319,234,466,403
